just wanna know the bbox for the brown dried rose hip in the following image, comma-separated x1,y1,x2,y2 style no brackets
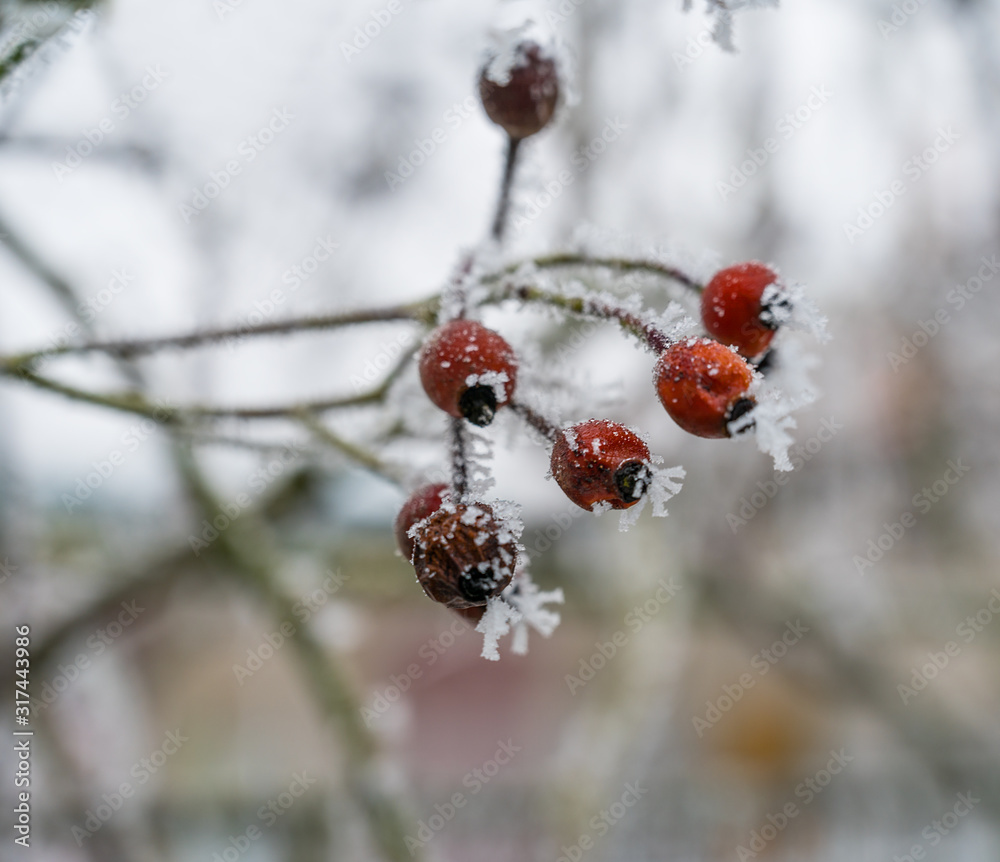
478,42,559,140
410,503,517,609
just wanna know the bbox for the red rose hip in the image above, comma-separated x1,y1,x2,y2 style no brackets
478,42,559,140
410,503,517,609
394,483,449,560
419,319,518,426
654,339,756,439
701,262,790,359
551,420,652,511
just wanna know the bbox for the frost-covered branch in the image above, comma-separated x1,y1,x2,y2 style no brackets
481,252,704,293
5,301,434,366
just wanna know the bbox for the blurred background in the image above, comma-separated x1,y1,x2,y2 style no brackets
1,0,1000,859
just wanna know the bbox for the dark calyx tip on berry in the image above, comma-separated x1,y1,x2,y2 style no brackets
458,574,492,605
614,460,650,503
759,294,793,331
727,397,757,434
459,384,497,427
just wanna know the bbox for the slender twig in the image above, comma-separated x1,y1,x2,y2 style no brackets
496,282,674,352
480,252,704,292
5,301,435,367
2,342,418,424
188,341,418,419
189,390,385,420
185,431,313,454
511,400,560,443
3,365,182,422
173,445,418,862
490,135,522,243
439,252,476,322
298,410,405,486
0,207,88,316
0,252,698,369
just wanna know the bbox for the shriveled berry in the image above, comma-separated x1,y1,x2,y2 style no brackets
411,504,517,609
654,339,756,439
701,262,790,359
418,319,517,426
394,483,449,560
478,42,559,140
551,420,651,511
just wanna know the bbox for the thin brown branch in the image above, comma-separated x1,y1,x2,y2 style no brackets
510,400,560,443
6,301,435,367
481,252,704,292
495,282,674,352
1,341,418,424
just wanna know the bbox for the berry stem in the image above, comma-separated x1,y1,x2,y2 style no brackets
502,283,674,353
449,417,470,502
511,400,559,443
490,135,522,243
440,252,476,322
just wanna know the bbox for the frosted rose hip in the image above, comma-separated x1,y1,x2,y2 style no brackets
701,262,790,359
655,339,756,439
478,42,559,140
411,504,517,609
418,319,518,426
551,420,652,511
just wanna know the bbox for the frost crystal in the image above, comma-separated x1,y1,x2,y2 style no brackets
772,279,831,343
465,370,511,402
475,567,564,660
728,376,814,473
505,570,564,655
618,458,686,531
477,595,522,661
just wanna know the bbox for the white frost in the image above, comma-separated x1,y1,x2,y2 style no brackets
481,3,557,86
684,0,780,52
465,370,511,403
476,595,522,661
475,567,564,660
618,457,686,531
